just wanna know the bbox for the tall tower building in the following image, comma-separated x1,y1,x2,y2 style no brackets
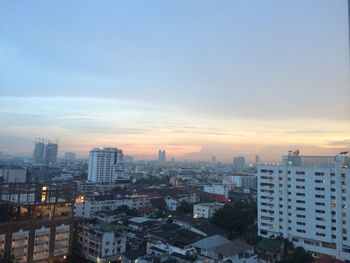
88,147,125,183
44,143,58,166
255,155,260,166
33,142,45,164
158,150,166,164
257,154,350,260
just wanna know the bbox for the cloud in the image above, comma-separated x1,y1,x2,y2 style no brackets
326,139,350,146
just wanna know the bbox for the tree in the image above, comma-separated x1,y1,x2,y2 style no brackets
285,247,313,263
211,201,257,238
176,201,192,214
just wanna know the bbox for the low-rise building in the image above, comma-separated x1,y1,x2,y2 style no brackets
74,194,150,218
0,165,26,183
203,184,229,198
76,220,127,263
193,202,224,219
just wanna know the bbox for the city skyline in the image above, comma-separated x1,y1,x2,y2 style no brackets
0,0,349,162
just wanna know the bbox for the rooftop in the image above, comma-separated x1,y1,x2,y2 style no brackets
192,234,231,250
256,238,283,253
215,239,253,256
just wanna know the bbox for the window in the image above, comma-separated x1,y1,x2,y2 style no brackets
315,172,324,176
315,179,325,184
316,210,325,214
315,194,325,198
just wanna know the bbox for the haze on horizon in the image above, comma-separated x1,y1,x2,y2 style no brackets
0,0,349,162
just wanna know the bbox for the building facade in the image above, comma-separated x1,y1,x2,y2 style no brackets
0,183,74,262
74,194,151,218
203,184,229,198
230,175,257,189
257,155,350,260
34,142,45,164
0,165,26,183
44,143,58,166
193,202,224,219
88,147,125,183
76,221,126,263
233,156,246,169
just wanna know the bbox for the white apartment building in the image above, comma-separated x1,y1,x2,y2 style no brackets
193,202,224,219
203,184,229,198
76,221,126,263
74,194,151,218
230,174,257,189
258,155,350,260
88,147,125,183
164,192,200,211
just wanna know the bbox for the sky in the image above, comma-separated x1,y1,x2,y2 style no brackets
0,0,349,162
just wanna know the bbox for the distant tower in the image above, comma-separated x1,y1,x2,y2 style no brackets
233,156,245,169
44,143,58,166
255,155,260,166
158,150,166,164
88,147,125,183
212,156,216,164
33,141,45,164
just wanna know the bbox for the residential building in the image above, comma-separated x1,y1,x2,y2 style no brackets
203,184,229,199
0,183,74,262
233,156,246,169
193,202,224,219
76,220,126,263
88,147,125,183
0,165,26,183
257,155,350,261
230,174,257,189
74,194,150,218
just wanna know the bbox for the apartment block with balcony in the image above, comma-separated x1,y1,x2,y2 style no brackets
0,182,75,263
257,155,350,261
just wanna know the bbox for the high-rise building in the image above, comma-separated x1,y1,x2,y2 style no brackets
257,154,350,260
64,152,76,161
233,156,245,169
212,156,216,164
88,147,125,183
158,150,166,164
44,143,58,166
255,155,260,166
34,142,45,164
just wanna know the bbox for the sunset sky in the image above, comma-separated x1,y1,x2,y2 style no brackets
0,1,349,162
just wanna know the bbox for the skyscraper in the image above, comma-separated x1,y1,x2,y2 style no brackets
257,154,350,260
33,142,45,164
44,143,58,166
88,147,125,183
158,150,166,164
